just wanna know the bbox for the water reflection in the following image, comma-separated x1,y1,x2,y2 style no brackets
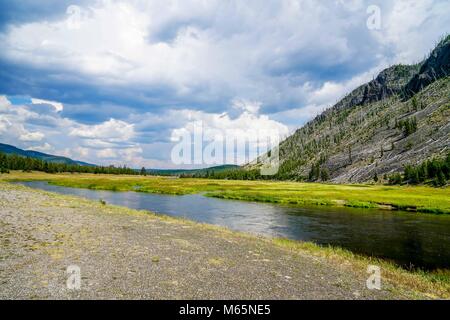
17,181,450,270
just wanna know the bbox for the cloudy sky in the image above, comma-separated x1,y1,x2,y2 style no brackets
0,0,449,168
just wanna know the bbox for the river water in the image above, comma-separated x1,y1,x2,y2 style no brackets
18,181,450,270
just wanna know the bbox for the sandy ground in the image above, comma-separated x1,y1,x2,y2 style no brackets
0,182,409,299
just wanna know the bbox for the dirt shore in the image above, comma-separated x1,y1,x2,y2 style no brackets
0,182,431,299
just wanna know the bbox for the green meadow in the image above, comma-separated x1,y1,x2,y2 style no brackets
3,171,450,214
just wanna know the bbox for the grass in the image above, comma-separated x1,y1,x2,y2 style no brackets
2,171,450,214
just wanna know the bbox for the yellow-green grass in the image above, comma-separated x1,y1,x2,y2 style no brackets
2,171,450,214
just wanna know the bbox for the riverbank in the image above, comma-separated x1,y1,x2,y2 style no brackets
3,171,450,214
0,180,449,299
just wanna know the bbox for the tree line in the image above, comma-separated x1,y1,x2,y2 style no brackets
0,152,140,175
180,168,265,180
388,153,450,186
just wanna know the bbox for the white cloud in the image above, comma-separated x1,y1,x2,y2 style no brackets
271,104,328,131
97,148,117,159
0,118,11,133
170,104,289,165
0,97,13,132
32,143,54,152
0,95,142,166
120,146,143,162
59,147,90,159
19,131,45,142
2,0,447,114
232,99,261,115
70,118,135,140
377,0,450,64
171,108,288,141
31,98,64,112
0,95,11,112
97,146,144,165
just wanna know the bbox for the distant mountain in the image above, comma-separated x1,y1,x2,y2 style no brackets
248,35,450,182
0,143,95,166
147,165,240,176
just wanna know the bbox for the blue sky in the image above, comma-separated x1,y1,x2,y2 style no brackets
0,0,449,168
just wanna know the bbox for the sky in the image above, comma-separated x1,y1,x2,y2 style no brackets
0,0,449,168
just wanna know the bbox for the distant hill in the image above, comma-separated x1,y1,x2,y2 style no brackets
248,35,450,182
147,165,240,176
0,143,95,166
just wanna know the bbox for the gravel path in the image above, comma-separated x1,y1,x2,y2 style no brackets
0,182,407,299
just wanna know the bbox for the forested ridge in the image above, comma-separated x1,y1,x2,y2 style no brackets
0,151,138,175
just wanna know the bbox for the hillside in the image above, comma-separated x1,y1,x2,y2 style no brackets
250,36,450,183
0,143,94,166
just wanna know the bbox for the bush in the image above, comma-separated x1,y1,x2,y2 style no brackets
388,173,403,185
0,167,10,174
396,117,417,136
434,171,447,187
308,162,321,181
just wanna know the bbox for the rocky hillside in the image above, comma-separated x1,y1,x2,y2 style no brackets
251,36,450,183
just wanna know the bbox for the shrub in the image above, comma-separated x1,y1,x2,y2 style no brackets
434,171,447,187
0,167,10,174
389,173,403,185
396,117,418,136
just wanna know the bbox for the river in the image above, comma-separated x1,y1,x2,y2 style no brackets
18,181,450,270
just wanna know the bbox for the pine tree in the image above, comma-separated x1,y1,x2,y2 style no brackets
435,171,446,187
348,146,352,164
320,168,330,181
